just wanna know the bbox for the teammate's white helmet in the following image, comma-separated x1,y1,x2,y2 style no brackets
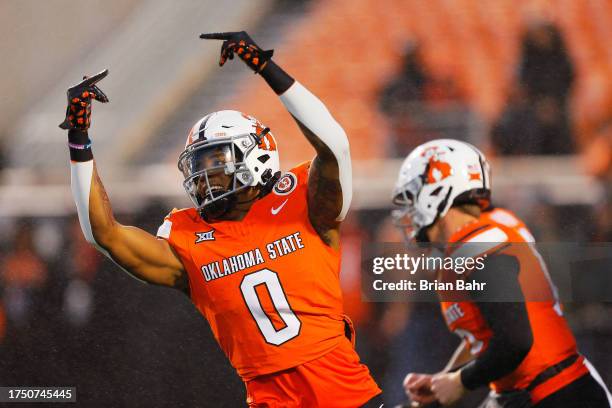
392,139,491,240
178,110,280,215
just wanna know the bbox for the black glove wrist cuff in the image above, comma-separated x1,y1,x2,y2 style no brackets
459,364,480,390
260,61,295,95
68,129,89,144
68,129,93,162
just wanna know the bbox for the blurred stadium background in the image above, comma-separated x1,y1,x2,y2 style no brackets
0,0,610,406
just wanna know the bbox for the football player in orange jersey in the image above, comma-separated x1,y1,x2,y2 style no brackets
391,140,611,407
60,31,381,407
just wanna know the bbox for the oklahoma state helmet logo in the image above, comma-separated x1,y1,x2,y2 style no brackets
425,157,452,183
258,133,277,151
273,172,297,196
420,146,452,184
241,113,277,151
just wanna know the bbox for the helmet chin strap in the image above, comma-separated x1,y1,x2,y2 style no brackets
258,170,281,198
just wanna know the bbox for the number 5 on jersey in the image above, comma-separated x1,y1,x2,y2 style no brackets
240,269,301,345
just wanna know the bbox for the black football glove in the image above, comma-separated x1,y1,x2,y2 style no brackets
59,69,109,130
200,31,274,73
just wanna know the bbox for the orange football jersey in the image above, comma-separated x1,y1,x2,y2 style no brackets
439,208,587,403
157,162,350,381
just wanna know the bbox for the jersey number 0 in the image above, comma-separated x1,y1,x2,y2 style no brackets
240,268,301,346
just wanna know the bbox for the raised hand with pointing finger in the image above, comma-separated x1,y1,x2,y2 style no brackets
200,31,274,73
59,69,109,130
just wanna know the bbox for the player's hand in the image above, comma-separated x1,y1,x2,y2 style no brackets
404,373,436,406
199,31,273,73
430,371,465,406
59,69,109,130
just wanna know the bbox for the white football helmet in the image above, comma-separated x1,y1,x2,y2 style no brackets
392,139,491,240
178,110,281,217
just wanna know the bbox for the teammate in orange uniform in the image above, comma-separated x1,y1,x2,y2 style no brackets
391,139,611,407
60,31,381,407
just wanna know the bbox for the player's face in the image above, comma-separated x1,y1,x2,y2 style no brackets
393,186,427,243
392,206,418,243
192,146,235,202
180,142,259,221
392,177,428,243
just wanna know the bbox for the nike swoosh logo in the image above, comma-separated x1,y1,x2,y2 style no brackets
271,199,288,215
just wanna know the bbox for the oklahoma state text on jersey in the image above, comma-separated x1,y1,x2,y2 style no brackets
156,162,348,381
439,208,588,404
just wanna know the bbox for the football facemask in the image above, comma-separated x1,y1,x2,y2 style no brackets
391,177,432,243
179,137,254,218
179,110,282,219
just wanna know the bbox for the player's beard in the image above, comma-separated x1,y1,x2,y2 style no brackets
199,193,236,221
197,178,260,221
197,179,238,221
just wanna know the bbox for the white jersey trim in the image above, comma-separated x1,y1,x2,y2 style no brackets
156,219,173,239
466,226,509,244
451,226,508,259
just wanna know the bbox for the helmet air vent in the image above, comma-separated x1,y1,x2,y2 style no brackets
430,186,443,196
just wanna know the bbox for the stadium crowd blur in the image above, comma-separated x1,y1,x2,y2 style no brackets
1,2,611,407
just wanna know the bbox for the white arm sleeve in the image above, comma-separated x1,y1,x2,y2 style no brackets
279,81,352,221
70,160,144,282
71,161,102,249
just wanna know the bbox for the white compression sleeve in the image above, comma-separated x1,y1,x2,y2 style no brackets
70,160,144,282
71,161,101,248
279,81,352,221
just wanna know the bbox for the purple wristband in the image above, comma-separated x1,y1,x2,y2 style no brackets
68,142,92,150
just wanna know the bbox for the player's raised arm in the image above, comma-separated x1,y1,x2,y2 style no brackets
60,71,187,291
200,32,351,249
